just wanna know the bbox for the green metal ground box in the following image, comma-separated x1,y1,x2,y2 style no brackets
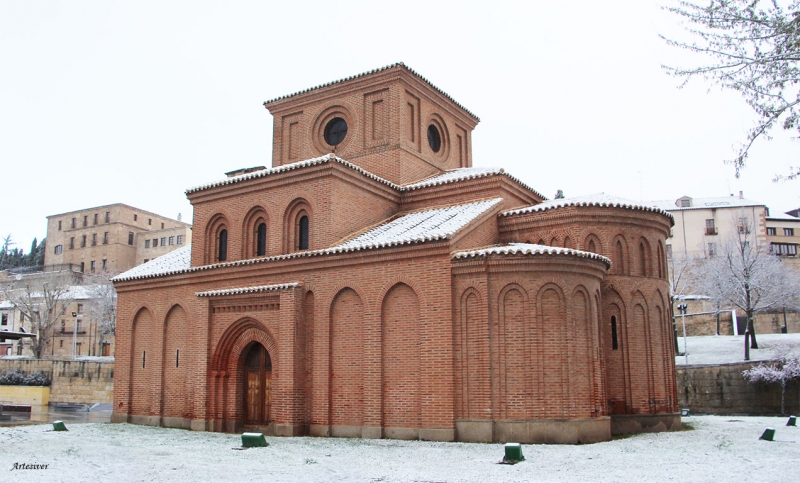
241,432,268,448
759,428,775,441
787,416,796,427
504,442,524,462
52,421,68,432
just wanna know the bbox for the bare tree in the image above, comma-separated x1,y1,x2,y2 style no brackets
83,271,118,336
662,1,800,178
743,346,800,414
2,283,72,358
702,214,800,357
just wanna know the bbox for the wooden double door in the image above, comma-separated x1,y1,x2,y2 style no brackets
244,343,272,426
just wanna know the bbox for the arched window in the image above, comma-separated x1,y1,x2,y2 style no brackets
614,239,626,275
639,241,648,276
611,316,619,350
587,239,597,253
563,236,572,248
256,223,267,256
218,229,228,261
298,216,309,250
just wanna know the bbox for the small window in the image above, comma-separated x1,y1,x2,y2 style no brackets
611,316,618,350
134,214,138,221
427,124,441,153
257,223,267,256
93,213,98,225
144,259,149,263
59,340,63,348
71,217,76,229
92,233,97,246
169,236,175,245
61,320,65,332
80,262,85,273
177,235,184,244
148,218,152,225
153,238,159,247
54,245,63,255
785,228,795,236
323,117,348,145
58,220,62,231
145,240,150,248
69,237,75,249
105,211,110,223
176,349,180,368
90,261,96,273
767,227,777,236
76,342,82,356
77,304,83,314
81,235,87,247
161,222,165,229
1,314,7,325
161,237,166,246
83,215,88,227
128,232,134,245
142,351,146,369
680,199,690,207
218,229,228,261
102,259,107,270
103,232,109,244
298,216,309,250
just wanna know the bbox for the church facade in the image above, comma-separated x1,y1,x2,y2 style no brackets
112,63,679,444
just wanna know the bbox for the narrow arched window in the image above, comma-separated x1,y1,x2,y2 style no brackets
614,240,625,274
298,216,309,250
218,229,228,261
611,316,618,350
256,223,267,256
588,239,597,253
639,242,647,276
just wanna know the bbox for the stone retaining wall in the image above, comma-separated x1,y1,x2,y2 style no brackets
0,359,113,405
677,362,800,415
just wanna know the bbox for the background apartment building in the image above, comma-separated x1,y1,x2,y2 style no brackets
766,212,800,266
45,204,191,274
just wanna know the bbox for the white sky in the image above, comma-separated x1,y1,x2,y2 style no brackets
2,1,799,250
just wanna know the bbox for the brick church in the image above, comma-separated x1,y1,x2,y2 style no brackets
112,63,679,443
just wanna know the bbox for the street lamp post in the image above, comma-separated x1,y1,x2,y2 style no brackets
71,311,78,361
678,303,688,365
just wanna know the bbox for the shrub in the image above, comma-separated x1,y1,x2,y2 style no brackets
0,369,51,386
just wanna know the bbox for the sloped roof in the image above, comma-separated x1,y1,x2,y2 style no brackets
263,62,479,121
186,154,397,195
453,243,612,268
766,212,800,221
114,199,502,282
650,196,765,212
503,193,671,218
112,245,191,282
196,283,300,297
401,167,545,199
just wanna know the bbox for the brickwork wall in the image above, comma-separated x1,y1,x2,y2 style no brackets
0,359,113,404
677,362,800,415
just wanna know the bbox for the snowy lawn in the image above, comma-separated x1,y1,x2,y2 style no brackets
2,416,799,482
676,333,800,366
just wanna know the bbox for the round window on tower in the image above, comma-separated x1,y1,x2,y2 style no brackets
324,117,348,146
427,124,441,153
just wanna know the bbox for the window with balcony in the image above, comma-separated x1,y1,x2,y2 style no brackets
771,243,797,256
705,219,717,235
92,233,97,246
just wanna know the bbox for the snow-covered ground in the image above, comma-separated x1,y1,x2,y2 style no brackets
676,333,800,366
1,417,798,482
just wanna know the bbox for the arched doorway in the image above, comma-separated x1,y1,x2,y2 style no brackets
243,343,272,426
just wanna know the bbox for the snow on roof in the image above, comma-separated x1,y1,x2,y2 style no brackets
766,212,800,221
0,300,13,309
186,154,398,195
400,167,545,199
196,283,300,298
336,198,502,250
263,62,479,121
502,193,671,218
113,245,191,282
650,196,765,212
453,243,612,268
114,199,502,282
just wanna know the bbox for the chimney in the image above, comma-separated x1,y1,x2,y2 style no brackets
177,213,182,222
739,191,743,199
